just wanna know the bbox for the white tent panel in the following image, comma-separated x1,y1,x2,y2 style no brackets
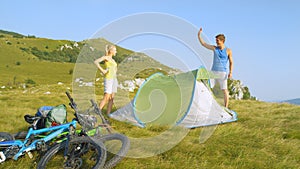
176,81,234,128
109,101,145,128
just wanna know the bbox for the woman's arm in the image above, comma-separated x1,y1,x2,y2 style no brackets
94,56,108,75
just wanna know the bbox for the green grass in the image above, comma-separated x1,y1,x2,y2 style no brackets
0,87,299,169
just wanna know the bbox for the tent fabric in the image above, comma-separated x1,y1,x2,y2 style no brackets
179,81,236,128
109,100,144,128
110,67,238,128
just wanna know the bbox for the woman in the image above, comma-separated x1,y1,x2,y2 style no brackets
94,45,118,115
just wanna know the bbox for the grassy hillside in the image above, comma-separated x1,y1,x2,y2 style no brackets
0,30,176,88
0,87,299,169
0,32,75,85
0,30,299,169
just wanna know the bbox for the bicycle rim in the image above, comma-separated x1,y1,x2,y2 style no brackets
38,137,106,169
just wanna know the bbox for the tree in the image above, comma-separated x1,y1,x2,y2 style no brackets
228,79,254,100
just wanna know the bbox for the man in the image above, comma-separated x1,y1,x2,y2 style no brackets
198,27,233,108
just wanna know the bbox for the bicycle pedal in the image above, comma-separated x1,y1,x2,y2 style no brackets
27,151,33,159
0,151,6,163
104,119,111,125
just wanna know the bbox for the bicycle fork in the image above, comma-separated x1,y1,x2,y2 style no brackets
64,125,76,159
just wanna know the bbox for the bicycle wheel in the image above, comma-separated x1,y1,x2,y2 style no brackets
0,132,14,141
93,133,130,169
37,136,107,169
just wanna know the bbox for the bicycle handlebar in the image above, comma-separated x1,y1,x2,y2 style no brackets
65,91,77,111
65,91,112,133
90,99,112,133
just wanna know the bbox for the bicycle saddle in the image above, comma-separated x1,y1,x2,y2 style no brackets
24,115,41,124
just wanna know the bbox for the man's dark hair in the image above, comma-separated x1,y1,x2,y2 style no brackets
215,34,225,42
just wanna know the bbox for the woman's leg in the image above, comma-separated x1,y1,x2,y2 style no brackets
99,93,111,110
106,93,115,115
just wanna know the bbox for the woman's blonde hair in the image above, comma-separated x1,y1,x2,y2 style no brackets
105,44,116,56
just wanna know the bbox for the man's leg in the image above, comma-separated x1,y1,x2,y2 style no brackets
217,72,229,108
223,89,229,108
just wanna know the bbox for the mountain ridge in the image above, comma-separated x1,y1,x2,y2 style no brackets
281,98,300,105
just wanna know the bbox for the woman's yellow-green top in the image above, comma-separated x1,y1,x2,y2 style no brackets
104,59,117,79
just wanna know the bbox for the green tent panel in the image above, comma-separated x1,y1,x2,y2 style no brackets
110,67,237,128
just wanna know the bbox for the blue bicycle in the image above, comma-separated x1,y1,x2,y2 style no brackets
0,92,107,169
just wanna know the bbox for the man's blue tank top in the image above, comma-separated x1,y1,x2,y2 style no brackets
212,46,229,72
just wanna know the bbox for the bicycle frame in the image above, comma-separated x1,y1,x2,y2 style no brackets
0,120,77,161
27,127,101,143
1,91,108,164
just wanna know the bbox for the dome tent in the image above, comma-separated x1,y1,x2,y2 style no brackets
109,67,237,128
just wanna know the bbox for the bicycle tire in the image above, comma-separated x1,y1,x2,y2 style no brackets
37,136,107,169
93,133,130,169
0,132,14,141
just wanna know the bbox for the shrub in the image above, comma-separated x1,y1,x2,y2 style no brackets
69,69,73,75
25,79,36,85
13,34,24,38
20,47,30,53
27,35,36,38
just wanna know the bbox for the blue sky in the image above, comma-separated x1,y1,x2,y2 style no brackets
1,0,300,101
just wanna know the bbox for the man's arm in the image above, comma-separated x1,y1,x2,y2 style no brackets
198,28,215,51
227,48,233,79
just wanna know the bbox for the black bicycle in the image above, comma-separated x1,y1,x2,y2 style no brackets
35,92,109,169
37,92,130,169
